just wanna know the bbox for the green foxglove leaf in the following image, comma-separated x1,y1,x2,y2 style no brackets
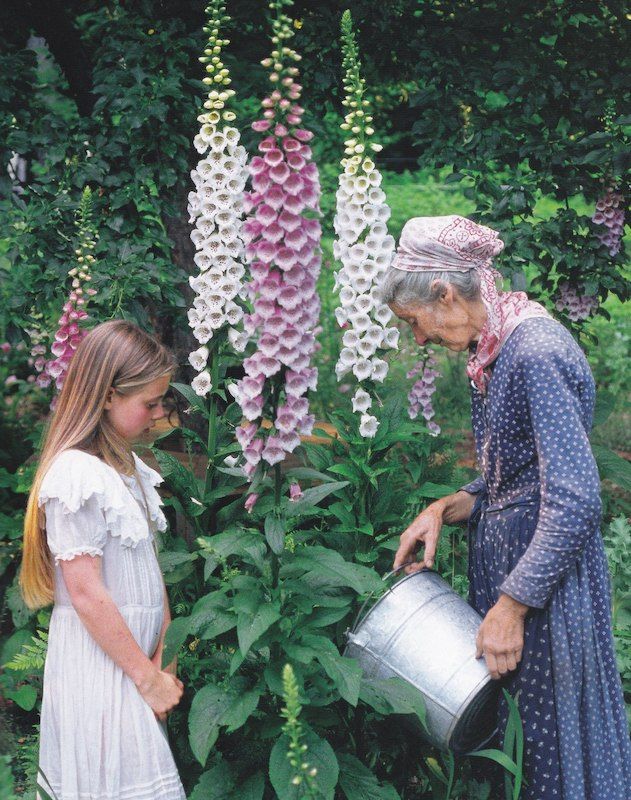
189,686,234,766
264,514,285,554
338,753,400,800
191,592,237,640
162,616,191,667
417,482,458,499
5,684,38,711
269,727,339,800
285,467,338,483
172,381,208,415
299,634,362,705
198,530,266,576
359,676,426,727
467,749,519,778
222,687,261,733
237,603,281,656
158,551,197,572
593,445,631,492
284,547,382,595
189,762,235,800
285,481,349,516
239,772,265,800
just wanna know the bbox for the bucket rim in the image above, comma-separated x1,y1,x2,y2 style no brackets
445,673,499,753
347,568,446,638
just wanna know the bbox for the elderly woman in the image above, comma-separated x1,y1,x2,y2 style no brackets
380,216,631,799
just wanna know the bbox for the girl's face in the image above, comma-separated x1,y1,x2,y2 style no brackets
104,374,171,443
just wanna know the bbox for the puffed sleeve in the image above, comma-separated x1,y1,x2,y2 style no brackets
39,449,110,564
500,339,602,609
44,495,108,564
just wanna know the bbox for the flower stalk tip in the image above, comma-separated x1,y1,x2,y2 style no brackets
187,0,249,396
233,0,321,481
333,11,397,437
34,187,99,399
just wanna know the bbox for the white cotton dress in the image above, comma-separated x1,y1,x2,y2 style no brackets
36,448,186,800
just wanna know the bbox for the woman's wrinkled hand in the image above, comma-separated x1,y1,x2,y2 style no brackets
393,500,445,574
476,594,528,680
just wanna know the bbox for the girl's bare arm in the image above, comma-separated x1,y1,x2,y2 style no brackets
60,554,183,717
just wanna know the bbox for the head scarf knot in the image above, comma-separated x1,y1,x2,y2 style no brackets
392,215,550,394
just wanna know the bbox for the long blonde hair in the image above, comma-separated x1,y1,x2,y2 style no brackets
20,320,177,610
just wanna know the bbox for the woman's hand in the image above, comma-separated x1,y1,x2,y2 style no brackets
136,667,184,722
393,500,446,574
476,594,528,680
393,491,477,574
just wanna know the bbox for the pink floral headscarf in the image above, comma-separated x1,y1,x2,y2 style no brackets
392,215,550,394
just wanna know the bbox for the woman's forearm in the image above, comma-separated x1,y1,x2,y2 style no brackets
71,584,157,690
437,490,477,525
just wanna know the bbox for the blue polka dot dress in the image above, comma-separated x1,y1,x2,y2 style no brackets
462,317,631,799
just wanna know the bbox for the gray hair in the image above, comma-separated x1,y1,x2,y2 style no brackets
377,268,481,308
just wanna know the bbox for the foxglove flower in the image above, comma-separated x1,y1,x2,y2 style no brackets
407,348,440,436
592,186,625,257
187,0,248,391
554,282,599,322
333,11,397,437
232,0,321,478
39,188,98,398
359,413,378,438
289,482,303,501
244,493,259,513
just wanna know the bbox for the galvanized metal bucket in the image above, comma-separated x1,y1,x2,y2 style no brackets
344,569,499,753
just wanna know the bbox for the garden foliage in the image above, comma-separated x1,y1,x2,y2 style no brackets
0,1,629,798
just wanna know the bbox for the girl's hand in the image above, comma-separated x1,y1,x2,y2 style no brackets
150,647,178,677
393,500,446,574
136,667,184,722
475,594,528,680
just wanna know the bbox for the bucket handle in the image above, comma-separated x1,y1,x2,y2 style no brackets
348,561,420,635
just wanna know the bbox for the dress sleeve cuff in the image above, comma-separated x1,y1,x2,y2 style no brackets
499,573,547,609
460,475,486,495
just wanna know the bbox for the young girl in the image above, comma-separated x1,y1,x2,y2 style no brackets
20,320,187,800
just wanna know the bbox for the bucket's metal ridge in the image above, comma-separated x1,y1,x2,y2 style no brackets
344,569,499,753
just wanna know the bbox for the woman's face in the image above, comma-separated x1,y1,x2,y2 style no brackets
104,374,171,443
389,284,487,352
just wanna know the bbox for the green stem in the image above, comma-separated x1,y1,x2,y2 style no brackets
274,463,282,508
204,352,220,513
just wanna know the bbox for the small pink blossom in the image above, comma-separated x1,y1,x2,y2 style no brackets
262,436,286,465
554,282,599,321
269,163,291,184
265,187,286,210
408,349,440,435
264,149,284,167
36,373,52,388
592,186,625,257
289,483,303,501
244,493,260,513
